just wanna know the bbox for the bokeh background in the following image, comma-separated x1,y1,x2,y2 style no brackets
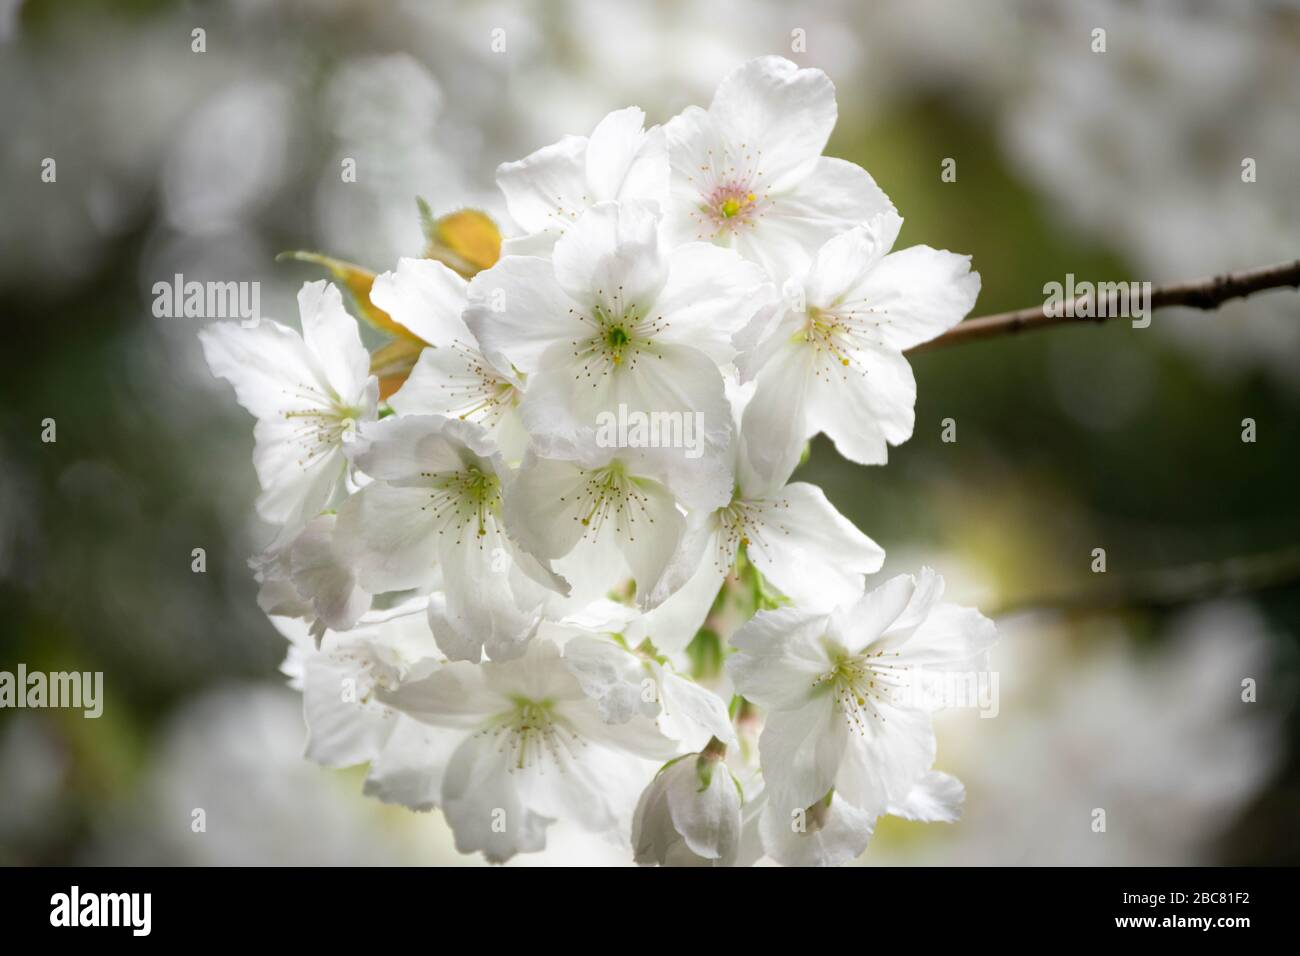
2,0,1297,866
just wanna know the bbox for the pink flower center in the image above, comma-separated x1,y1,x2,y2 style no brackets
705,181,761,230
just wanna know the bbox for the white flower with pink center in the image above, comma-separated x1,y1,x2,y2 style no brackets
664,56,895,283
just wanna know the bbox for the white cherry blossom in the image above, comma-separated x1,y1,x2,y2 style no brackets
199,281,378,536
497,106,669,256
466,199,770,493
562,632,734,750
727,568,995,818
756,768,965,867
379,639,675,863
663,55,894,282
335,414,567,662
195,54,1006,867
370,257,528,460
646,411,885,649
274,612,457,813
503,440,689,609
739,210,980,480
261,513,371,636
632,741,743,867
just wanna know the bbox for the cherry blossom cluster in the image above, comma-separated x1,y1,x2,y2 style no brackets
200,56,995,865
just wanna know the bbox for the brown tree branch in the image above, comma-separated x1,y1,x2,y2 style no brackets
908,259,1300,354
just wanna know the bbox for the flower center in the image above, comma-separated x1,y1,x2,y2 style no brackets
605,324,631,353
813,649,909,735
558,461,657,542
796,304,892,379
489,698,583,772
441,341,520,427
681,142,772,241
714,492,794,574
706,182,763,232
282,401,360,469
572,291,667,374
419,466,501,543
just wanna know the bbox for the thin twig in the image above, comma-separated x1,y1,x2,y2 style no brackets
989,546,1300,619
908,260,1300,353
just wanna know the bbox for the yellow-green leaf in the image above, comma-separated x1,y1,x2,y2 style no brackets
369,337,426,401
277,250,425,343
417,200,501,276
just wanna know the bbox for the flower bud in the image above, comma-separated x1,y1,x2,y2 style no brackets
631,739,741,867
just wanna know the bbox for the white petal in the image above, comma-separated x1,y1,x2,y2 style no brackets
377,660,499,728
886,602,998,673
839,567,944,651
335,481,443,593
645,510,725,606
500,229,562,258
505,452,685,605
496,133,589,237
349,413,494,483
745,482,884,610
464,256,575,374
441,732,553,863
830,570,934,655
509,735,642,838
738,332,816,490
502,454,596,562
802,213,903,308
271,615,316,690
757,698,846,812
387,341,524,456
709,56,837,182
653,243,773,363
806,340,916,466
480,634,585,704
727,605,833,712
561,698,678,762
661,104,725,248
631,766,680,864
629,537,729,652
562,635,659,724
368,257,471,347
833,703,936,813
885,770,964,823
738,157,894,281
550,199,667,309
362,716,461,812
198,318,320,422
834,245,981,352
302,650,391,768
585,107,668,206
655,668,735,750
758,794,874,867
251,419,347,529
289,514,371,631
665,755,742,863
297,280,372,402
435,524,551,663
520,339,734,502
614,475,688,604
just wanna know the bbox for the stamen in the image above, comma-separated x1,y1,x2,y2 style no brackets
476,698,588,774
418,466,502,546
683,141,771,239
280,381,361,470
812,649,911,734
800,305,893,384
567,285,669,382
558,461,658,545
